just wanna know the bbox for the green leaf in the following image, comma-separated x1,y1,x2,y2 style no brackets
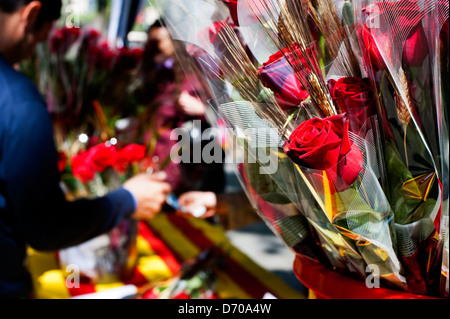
243,152,293,205
276,215,310,248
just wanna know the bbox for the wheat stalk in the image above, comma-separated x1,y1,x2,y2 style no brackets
308,72,336,116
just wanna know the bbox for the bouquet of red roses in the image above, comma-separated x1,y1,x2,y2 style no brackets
139,247,223,299
153,0,448,297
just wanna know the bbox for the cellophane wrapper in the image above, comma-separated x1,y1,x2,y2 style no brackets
353,0,448,296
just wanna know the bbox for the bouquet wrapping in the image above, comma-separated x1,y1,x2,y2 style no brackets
139,247,224,299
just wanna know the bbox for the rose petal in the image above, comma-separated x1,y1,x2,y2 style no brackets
337,143,364,187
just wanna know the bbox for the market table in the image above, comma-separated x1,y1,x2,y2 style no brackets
27,213,305,299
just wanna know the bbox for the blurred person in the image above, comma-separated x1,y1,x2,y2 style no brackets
0,0,172,299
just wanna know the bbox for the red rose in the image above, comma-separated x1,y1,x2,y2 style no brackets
200,18,240,59
186,44,221,79
88,41,117,70
87,143,118,172
220,0,239,26
57,151,68,173
71,151,95,183
363,0,429,67
442,19,449,50
439,1,449,58
122,144,147,163
206,19,236,45
114,144,147,172
81,29,101,48
283,114,363,192
401,22,428,66
258,43,312,109
328,77,376,132
172,292,191,299
99,43,118,70
49,29,64,54
87,44,102,68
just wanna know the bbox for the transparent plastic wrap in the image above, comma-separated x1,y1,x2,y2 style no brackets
217,98,404,288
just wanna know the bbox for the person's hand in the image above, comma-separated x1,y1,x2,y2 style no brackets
177,90,207,116
177,191,217,219
123,172,172,220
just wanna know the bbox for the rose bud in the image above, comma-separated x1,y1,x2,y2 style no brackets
399,17,428,66
49,27,81,55
115,47,144,72
82,29,101,48
49,29,64,55
360,27,390,71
